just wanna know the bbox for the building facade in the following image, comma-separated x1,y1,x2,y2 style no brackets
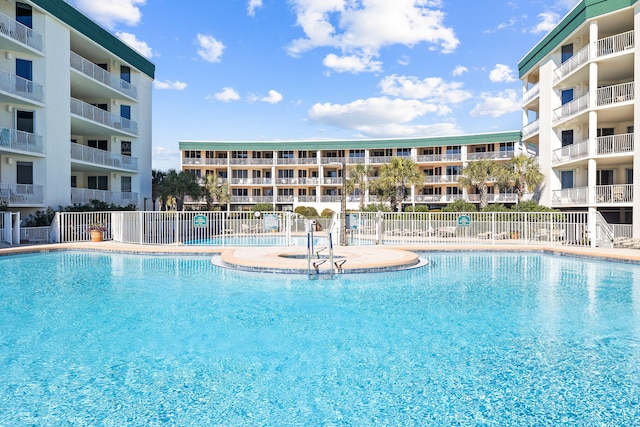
0,0,154,217
519,0,638,231
179,131,527,212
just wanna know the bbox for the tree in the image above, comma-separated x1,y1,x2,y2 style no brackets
458,159,499,210
348,163,372,211
377,157,424,212
442,199,477,212
160,169,202,211
203,174,229,210
151,169,166,211
498,154,545,205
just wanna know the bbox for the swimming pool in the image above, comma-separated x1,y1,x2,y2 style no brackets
1,251,639,425
185,234,329,246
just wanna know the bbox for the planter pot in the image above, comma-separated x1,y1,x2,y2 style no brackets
90,230,104,242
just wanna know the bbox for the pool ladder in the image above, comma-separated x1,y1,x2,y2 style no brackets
307,231,336,280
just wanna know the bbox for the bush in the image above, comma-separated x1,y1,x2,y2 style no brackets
362,203,391,212
405,205,430,212
442,199,477,212
320,208,334,217
294,206,319,217
481,203,509,212
23,207,56,227
252,203,273,212
513,200,558,212
61,200,136,212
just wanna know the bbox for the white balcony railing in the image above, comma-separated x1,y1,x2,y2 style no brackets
0,183,44,204
552,139,588,164
71,188,138,206
553,93,589,123
553,44,590,83
597,133,634,155
423,175,460,184
70,52,138,99
0,11,43,52
368,156,394,164
70,98,138,135
70,143,138,171
0,69,44,103
522,120,539,139
597,82,634,106
0,127,43,154
552,187,588,205
597,30,634,57
467,149,515,161
522,83,540,105
321,157,346,165
416,154,462,162
595,184,633,204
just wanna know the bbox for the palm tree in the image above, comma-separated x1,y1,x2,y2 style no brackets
151,169,166,211
160,169,202,211
378,157,424,212
498,154,545,205
348,163,372,211
203,173,230,210
458,159,499,210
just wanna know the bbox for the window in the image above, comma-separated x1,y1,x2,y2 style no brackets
500,142,514,152
232,151,248,159
232,188,248,196
120,105,131,120
205,151,216,158
252,170,261,178
252,189,262,196
561,171,574,189
298,189,307,196
232,170,248,179
188,169,201,179
88,140,108,151
626,168,633,184
121,141,131,156
16,161,32,184
298,151,308,158
561,89,573,105
16,2,32,29
278,188,294,196
88,176,108,190
278,169,294,178
446,187,460,195
397,148,411,156
446,166,462,175
561,130,574,147
349,149,365,158
446,146,461,155
218,171,227,178
91,103,108,111
71,176,77,188
298,170,307,178
596,170,613,186
278,151,294,158
16,58,32,81
561,44,573,63
184,150,201,158
120,66,131,83
121,176,132,192
597,128,615,137
16,110,33,133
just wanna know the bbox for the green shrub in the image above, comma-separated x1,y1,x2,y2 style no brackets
320,208,334,217
362,203,391,212
252,203,273,212
404,205,430,212
294,206,319,217
442,199,477,212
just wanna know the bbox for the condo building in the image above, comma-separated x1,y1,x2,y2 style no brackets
520,0,638,231
0,0,154,216
179,131,527,212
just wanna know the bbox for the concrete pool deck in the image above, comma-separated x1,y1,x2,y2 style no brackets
4,241,640,272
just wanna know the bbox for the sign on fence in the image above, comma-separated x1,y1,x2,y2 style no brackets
457,215,471,227
193,214,207,227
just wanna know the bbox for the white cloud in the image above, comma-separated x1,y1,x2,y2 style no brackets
154,80,187,90
470,89,521,118
323,54,382,73
379,75,472,104
74,0,145,29
249,90,284,104
452,66,468,76
210,87,241,102
287,0,458,73
531,12,559,34
248,0,263,16
197,34,225,63
116,32,153,58
489,64,516,83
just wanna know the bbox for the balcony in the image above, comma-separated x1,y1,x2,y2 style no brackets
416,154,462,162
251,158,275,165
467,193,519,203
553,45,589,83
320,157,346,165
298,195,317,203
276,195,294,203
552,139,588,164
423,174,460,184
522,120,539,139
0,12,43,53
70,98,138,136
70,143,138,171
320,195,342,203
552,187,588,205
0,69,44,104
323,177,343,185
229,196,273,203
70,52,138,100
595,184,633,204
597,82,634,106
553,93,589,123
597,30,634,57
369,156,394,164
522,83,540,105
467,149,514,161
346,157,366,164
0,127,44,154
0,183,44,205
71,188,138,206
597,133,633,155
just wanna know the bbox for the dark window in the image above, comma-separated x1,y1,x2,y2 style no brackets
596,170,613,186
397,148,411,156
16,161,32,184
16,2,32,29
88,176,108,190
88,140,108,151
121,176,132,192
16,110,33,133
561,171,574,189
597,128,615,137
71,176,77,188
278,151,294,158
120,65,131,83
121,141,131,156
91,103,108,111
120,105,131,120
561,130,574,147
561,89,573,105
626,168,633,185
561,44,573,63
16,59,32,81
446,146,461,155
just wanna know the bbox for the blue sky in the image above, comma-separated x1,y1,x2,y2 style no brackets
69,0,578,171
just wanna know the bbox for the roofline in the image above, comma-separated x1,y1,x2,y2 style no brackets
30,0,155,79
518,0,638,78
179,131,522,151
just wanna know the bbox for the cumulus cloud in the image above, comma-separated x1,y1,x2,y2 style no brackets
531,12,559,34
197,34,225,63
154,80,187,90
209,87,241,102
452,66,468,76
248,0,263,16
470,89,521,118
323,54,382,73
379,74,472,104
489,64,516,83
74,0,145,29
249,90,284,104
287,0,458,73
116,32,153,58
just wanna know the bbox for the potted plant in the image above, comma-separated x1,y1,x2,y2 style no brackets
88,221,108,242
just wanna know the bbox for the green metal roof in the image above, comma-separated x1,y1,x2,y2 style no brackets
31,0,155,78
519,0,638,78
179,131,522,151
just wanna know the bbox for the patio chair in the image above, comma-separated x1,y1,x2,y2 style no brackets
477,231,492,239
534,229,550,241
436,226,456,238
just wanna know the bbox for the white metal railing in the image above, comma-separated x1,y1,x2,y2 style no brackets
467,193,519,203
323,177,344,185
597,133,633,155
20,226,51,243
369,156,394,164
346,157,366,164
552,139,589,164
70,52,138,99
321,157,346,165
70,98,139,135
0,11,43,52
423,175,460,184
0,126,43,154
595,211,614,247
70,188,138,206
320,196,342,202
597,30,634,57
70,143,138,171
553,93,589,122
612,224,632,239
522,120,539,139
595,184,633,204
0,183,44,204
552,187,588,205
416,154,462,162
250,158,275,165
597,82,634,106
553,44,590,83
523,83,540,104
467,149,514,161
0,68,44,103
229,196,273,203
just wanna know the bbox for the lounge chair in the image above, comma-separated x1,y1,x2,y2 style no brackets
495,231,510,240
551,229,565,241
477,231,492,239
437,226,456,238
534,229,550,241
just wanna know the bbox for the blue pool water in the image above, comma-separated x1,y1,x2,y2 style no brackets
1,251,639,425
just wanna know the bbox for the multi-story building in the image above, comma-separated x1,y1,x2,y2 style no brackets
519,0,637,232
0,0,154,217
179,131,526,212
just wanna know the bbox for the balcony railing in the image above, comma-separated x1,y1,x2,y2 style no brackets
416,154,462,162
70,98,138,135
71,188,138,206
70,52,138,99
276,195,294,203
522,83,540,104
522,120,539,139
467,149,514,161
595,184,633,204
423,175,460,184
0,183,44,204
320,196,342,203
369,156,394,164
183,157,228,165
597,30,634,57
552,139,588,164
0,69,43,103
467,193,519,203
298,195,317,203
346,157,366,164
553,93,589,123
552,187,588,205
71,143,138,171
597,82,634,106
597,133,633,155
0,12,43,52
229,196,273,203
553,44,589,83
0,127,43,154
250,158,275,165
322,177,343,185
320,157,346,165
